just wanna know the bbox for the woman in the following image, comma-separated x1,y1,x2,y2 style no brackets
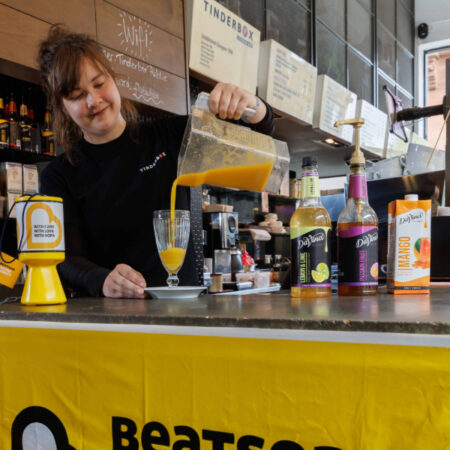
38,25,275,299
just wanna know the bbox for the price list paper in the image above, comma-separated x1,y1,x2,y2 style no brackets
313,75,357,144
258,40,317,125
356,100,388,156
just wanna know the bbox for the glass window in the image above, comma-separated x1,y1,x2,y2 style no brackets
316,0,346,38
349,50,373,102
266,0,311,61
348,0,373,59
396,1,414,53
297,0,311,9
216,0,239,14
378,73,395,114
377,23,396,80
397,44,414,94
316,21,346,85
359,0,373,12
397,88,413,109
399,0,414,13
377,0,395,34
216,0,265,34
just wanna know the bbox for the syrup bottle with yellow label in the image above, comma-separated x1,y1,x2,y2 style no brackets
335,118,378,296
290,156,332,298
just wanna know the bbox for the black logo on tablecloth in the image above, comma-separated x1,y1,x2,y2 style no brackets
11,406,75,449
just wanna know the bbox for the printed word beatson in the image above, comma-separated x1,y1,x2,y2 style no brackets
112,417,343,450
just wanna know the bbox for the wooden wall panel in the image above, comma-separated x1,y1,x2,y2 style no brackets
106,0,183,38
0,4,50,70
103,47,187,115
0,0,188,114
0,0,96,35
96,0,185,78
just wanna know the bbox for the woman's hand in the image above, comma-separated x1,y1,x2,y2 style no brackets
102,264,147,298
208,82,267,124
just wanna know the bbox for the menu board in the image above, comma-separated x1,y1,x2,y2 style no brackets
312,75,357,144
355,100,388,156
96,0,187,114
186,0,260,93
258,40,317,124
103,47,187,114
96,0,184,78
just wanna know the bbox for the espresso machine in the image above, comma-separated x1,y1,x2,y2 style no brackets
203,212,240,273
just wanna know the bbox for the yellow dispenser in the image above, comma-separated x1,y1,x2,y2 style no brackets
15,195,66,305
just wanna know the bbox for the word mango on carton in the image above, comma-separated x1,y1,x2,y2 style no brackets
387,195,431,294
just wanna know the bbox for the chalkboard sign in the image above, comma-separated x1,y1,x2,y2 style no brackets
96,0,187,115
96,0,185,78
107,0,184,39
0,0,188,115
103,47,187,114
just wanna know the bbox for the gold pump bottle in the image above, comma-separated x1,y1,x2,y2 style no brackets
290,156,332,298
334,118,378,296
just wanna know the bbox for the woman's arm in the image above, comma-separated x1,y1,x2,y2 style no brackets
41,161,146,298
208,83,275,135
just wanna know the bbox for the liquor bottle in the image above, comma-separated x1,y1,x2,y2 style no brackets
335,118,378,296
290,156,332,298
19,97,32,152
0,93,8,150
7,92,20,150
27,88,40,153
41,105,55,156
27,103,40,153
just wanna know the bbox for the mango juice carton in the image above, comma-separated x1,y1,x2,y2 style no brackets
387,194,431,294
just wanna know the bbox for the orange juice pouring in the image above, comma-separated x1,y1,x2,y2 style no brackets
157,92,290,285
387,194,431,294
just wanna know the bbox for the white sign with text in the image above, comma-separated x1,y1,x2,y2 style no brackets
187,0,260,93
313,75,357,144
258,40,317,124
356,100,388,156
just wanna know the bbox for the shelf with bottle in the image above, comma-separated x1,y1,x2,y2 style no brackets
0,74,57,165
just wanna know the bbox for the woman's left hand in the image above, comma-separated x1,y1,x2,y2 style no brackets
208,82,267,124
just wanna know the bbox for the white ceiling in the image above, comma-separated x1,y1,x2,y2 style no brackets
415,0,450,43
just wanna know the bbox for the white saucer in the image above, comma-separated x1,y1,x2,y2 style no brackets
144,286,206,300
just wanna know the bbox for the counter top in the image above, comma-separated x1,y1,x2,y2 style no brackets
0,285,450,334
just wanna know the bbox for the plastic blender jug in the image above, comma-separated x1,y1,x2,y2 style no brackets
177,92,290,193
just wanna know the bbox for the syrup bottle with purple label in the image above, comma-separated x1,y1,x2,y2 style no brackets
335,118,378,296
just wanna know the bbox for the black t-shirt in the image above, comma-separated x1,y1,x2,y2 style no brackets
41,110,274,297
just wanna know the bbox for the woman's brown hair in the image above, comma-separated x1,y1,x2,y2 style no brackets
38,24,137,164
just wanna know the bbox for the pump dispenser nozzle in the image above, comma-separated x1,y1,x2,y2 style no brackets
334,118,365,166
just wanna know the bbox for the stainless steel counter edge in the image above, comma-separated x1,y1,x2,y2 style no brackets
0,286,449,334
